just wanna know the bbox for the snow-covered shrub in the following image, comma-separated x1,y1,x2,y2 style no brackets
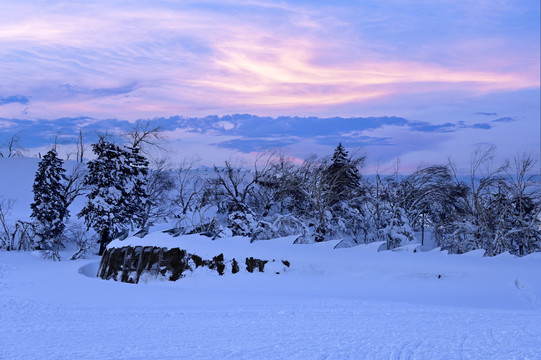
274,214,306,237
228,209,257,237
252,214,309,242
251,220,279,242
378,207,415,250
40,249,61,261
293,222,318,244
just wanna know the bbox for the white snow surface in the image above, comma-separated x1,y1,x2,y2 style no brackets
2,235,541,359
1,157,541,359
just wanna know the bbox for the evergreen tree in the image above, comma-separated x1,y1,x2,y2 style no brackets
30,149,69,253
309,144,364,242
79,138,149,255
124,144,150,227
323,143,362,205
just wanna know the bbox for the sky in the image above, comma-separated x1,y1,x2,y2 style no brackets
0,0,539,172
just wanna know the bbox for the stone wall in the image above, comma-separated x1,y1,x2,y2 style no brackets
97,246,290,284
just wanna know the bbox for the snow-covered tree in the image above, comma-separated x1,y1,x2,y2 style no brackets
312,144,365,242
435,146,508,254
366,175,415,249
378,206,415,250
79,138,149,255
211,156,273,236
493,154,541,256
30,149,69,255
323,143,363,205
124,144,150,227
121,121,167,228
256,153,312,218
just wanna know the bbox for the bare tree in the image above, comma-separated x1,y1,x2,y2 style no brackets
0,134,25,157
254,152,300,216
174,158,204,216
141,158,175,227
124,121,164,161
76,128,85,163
67,222,96,260
15,220,35,251
64,162,88,207
0,199,16,250
212,154,274,213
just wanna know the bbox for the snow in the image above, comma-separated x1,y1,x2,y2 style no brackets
1,245,541,359
1,157,541,359
0,157,39,221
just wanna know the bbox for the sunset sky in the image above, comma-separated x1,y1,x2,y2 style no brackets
0,0,539,172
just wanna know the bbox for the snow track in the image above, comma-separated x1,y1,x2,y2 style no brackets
515,278,540,310
389,340,422,360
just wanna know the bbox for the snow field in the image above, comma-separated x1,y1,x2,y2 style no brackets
1,236,541,359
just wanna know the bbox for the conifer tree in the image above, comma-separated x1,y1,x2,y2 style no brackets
125,144,150,227
30,148,69,253
323,143,362,205
310,144,364,242
79,137,149,255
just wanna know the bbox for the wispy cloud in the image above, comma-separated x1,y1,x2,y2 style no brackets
0,1,537,119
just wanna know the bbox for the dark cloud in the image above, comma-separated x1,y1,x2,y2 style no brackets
0,95,30,106
470,123,492,129
0,116,131,148
160,114,409,138
407,120,492,132
59,83,138,97
456,121,492,130
473,112,497,116
0,114,494,153
492,117,516,123
408,121,456,133
215,138,298,153
91,83,138,97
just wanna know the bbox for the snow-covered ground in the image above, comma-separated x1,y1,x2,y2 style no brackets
1,157,541,359
2,235,541,359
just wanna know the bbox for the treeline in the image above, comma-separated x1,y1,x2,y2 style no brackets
0,128,539,258
194,143,540,257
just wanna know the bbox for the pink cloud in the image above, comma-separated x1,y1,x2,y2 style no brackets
0,1,537,120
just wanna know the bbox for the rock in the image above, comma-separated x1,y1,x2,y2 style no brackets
98,246,288,283
231,258,240,274
245,257,268,273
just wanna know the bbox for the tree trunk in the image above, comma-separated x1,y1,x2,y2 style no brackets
99,229,110,256
421,214,425,246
